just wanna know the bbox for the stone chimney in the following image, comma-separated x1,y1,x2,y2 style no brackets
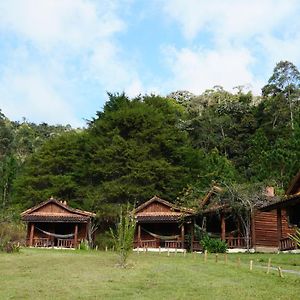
265,186,275,198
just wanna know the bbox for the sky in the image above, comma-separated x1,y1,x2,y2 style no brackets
0,0,300,127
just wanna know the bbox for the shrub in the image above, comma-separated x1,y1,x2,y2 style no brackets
94,230,114,250
110,204,136,267
0,222,25,253
78,239,90,250
200,234,227,253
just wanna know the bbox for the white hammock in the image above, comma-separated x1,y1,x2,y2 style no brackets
36,227,74,239
141,227,180,240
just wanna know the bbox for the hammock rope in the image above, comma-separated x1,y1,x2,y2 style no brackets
141,227,180,240
36,227,74,239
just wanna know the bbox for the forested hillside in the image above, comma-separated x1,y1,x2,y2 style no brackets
1,61,300,222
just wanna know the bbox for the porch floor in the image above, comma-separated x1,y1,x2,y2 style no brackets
133,247,186,253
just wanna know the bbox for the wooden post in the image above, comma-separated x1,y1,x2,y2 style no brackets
267,258,271,274
175,248,177,255
215,254,218,263
184,249,186,257
159,246,161,254
250,260,253,271
137,224,141,248
191,220,195,252
221,214,226,241
181,224,185,249
237,257,241,267
167,249,170,257
29,223,35,247
74,224,78,248
204,250,207,262
237,219,241,247
277,208,282,250
278,266,284,278
105,246,108,252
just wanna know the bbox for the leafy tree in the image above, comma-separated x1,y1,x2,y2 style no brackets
262,61,300,130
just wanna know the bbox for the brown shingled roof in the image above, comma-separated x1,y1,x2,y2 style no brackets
133,196,195,223
21,197,96,223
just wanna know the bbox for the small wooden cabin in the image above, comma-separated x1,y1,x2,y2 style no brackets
199,186,250,249
21,197,96,248
260,171,300,251
133,196,196,250
200,175,300,252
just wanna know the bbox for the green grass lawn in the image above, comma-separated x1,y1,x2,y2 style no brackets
1,249,300,300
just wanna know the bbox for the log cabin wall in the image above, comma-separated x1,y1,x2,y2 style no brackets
254,208,295,248
33,202,77,217
138,202,172,214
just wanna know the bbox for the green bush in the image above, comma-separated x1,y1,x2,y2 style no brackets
78,239,90,250
200,235,227,253
0,222,25,253
94,230,114,250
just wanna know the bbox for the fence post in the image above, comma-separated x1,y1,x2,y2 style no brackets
204,250,207,262
278,266,284,278
267,258,271,274
250,260,253,271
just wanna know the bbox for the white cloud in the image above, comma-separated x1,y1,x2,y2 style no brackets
0,0,148,125
0,0,124,51
161,0,300,95
163,45,263,94
0,67,80,126
162,0,298,41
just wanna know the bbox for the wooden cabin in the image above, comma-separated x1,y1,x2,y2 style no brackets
199,175,300,252
21,197,96,248
199,186,250,249
133,196,197,250
260,171,300,251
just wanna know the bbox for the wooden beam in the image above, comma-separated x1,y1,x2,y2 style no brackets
138,224,141,248
74,224,78,248
277,208,282,249
221,214,226,241
191,220,195,252
29,223,35,247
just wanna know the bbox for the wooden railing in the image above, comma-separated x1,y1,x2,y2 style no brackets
225,237,251,249
192,241,202,251
280,237,296,251
164,240,183,249
138,239,158,248
32,238,52,247
57,239,74,248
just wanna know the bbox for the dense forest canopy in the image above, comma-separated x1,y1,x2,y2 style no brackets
1,60,300,222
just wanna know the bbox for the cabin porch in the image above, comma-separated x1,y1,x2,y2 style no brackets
203,213,252,249
134,221,199,251
26,222,88,248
